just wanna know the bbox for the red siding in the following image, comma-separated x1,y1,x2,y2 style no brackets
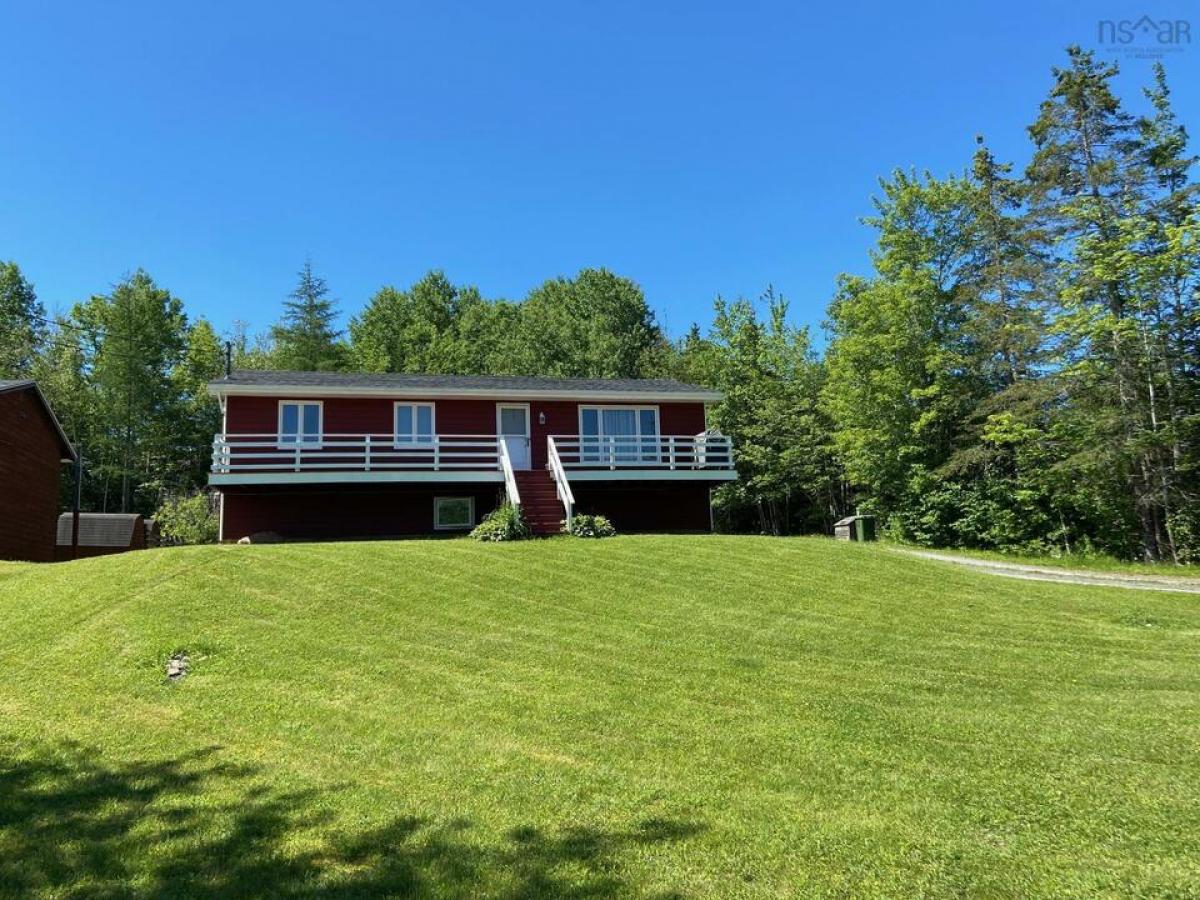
0,388,68,562
659,402,707,435
224,395,709,470
225,396,501,436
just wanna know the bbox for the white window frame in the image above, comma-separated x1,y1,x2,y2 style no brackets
433,496,475,530
578,405,661,463
393,401,437,449
277,400,323,450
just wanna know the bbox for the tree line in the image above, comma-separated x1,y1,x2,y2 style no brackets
824,51,1198,563
1,48,1195,562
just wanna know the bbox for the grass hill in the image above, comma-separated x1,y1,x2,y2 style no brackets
1,536,1197,897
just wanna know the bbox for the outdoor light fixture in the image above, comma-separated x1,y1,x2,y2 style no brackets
538,411,546,425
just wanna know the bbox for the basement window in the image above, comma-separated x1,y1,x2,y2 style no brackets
434,497,474,530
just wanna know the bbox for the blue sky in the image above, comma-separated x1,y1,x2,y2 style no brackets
2,1,1196,344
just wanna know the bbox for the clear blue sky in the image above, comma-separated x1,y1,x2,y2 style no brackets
2,1,1196,344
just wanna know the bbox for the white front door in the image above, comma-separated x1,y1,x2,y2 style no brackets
497,404,531,470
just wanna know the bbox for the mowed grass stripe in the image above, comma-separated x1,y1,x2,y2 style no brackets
0,536,1197,897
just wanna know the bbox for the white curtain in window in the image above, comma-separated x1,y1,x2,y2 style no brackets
578,407,660,462
601,409,636,461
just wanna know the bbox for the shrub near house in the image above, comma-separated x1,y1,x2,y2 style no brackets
469,502,530,541
155,494,219,545
567,514,616,538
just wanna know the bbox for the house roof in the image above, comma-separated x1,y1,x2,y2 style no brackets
0,380,77,462
56,513,142,547
208,370,723,403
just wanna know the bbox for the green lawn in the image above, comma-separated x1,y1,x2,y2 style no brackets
1,536,1197,898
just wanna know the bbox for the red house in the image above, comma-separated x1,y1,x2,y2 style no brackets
0,380,77,562
208,371,735,540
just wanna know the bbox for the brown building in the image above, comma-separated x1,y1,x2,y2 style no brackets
0,380,76,562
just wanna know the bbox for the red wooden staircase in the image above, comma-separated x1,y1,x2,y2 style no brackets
515,469,565,535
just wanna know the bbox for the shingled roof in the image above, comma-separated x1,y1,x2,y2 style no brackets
56,513,142,547
209,370,722,402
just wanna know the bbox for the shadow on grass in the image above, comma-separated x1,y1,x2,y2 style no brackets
0,741,703,898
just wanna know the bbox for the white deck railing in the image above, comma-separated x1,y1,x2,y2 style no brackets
549,434,734,470
211,432,735,478
546,437,575,528
211,433,503,474
498,438,522,506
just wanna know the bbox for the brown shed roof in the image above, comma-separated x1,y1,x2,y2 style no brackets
56,513,143,547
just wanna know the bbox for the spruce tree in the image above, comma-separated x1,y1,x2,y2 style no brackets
1025,47,1186,560
1132,64,1200,562
271,260,345,371
963,138,1045,389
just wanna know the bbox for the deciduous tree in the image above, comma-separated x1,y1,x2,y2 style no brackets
0,261,46,379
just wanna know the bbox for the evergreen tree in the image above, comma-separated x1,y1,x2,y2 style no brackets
1132,64,1200,561
1026,47,1184,559
962,138,1046,389
271,260,345,371
930,141,1073,551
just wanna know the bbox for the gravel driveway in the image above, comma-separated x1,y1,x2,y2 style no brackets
892,549,1200,594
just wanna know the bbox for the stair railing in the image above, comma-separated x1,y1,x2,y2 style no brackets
547,437,575,529
499,437,522,507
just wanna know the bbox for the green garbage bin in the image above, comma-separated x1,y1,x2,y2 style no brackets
854,515,877,542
